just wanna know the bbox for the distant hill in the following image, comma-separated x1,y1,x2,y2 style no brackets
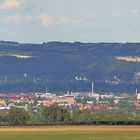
0,41,140,93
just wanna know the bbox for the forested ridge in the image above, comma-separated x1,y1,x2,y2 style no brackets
0,41,140,93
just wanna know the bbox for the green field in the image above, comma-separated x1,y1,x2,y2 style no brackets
0,131,140,140
0,126,140,140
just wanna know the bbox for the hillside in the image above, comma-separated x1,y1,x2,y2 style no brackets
0,41,140,93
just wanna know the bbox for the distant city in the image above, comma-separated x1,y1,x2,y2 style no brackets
0,81,139,114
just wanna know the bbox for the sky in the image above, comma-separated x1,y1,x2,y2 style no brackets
0,0,140,43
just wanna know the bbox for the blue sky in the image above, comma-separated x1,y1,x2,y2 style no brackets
0,0,140,43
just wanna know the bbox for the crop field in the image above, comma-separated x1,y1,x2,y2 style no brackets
116,56,140,62
0,126,140,140
0,53,33,59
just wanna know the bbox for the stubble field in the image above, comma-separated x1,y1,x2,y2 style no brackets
0,125,140,140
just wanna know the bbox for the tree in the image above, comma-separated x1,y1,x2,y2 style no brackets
118,100,131,109
28,114,43,125
8,108,30,125
41,104,71,124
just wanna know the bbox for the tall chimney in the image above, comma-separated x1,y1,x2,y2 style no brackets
46,85,48,93
136,88,138,96
92,81,94,95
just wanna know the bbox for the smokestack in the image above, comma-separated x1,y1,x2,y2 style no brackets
136,88,138,96
46,85,48,93
92,81,94,95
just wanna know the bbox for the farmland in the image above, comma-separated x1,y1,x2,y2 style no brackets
116,56,140,62
0,126,140,140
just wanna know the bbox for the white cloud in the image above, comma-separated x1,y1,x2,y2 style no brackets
59,17,81,25
25,15,33,22
130,9,139,15
58,16,98,26
113,12,122,17
39,13,53,27
7,14,22,22
7,14,34,23
113,9,140,18
0,0,25,9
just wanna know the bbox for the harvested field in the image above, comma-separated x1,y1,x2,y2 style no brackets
0,125,140,132
0,126,139,140
116,56,140,62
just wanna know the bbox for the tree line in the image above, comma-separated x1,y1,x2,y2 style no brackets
1,104,140,126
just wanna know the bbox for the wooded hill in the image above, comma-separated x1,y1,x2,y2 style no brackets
0,41,140,93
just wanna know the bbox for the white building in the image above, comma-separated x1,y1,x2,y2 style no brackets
0,106,10,110
35,93,56,99
137,93,140,100
101,94,114,99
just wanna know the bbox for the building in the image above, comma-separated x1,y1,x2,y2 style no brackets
52,95,75,105
137,93,140,100
35,93,56,99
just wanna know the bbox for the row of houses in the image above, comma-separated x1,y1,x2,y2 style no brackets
0,91,139,112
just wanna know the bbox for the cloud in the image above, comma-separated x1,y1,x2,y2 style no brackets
7,14,22,22
113,9,140,18
113,12,122,17
25,15,33,22
39,13,53,27
0,0,25,9
59,17,81,25
58,16,98,26
7,14,34,23
130,9,139,15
